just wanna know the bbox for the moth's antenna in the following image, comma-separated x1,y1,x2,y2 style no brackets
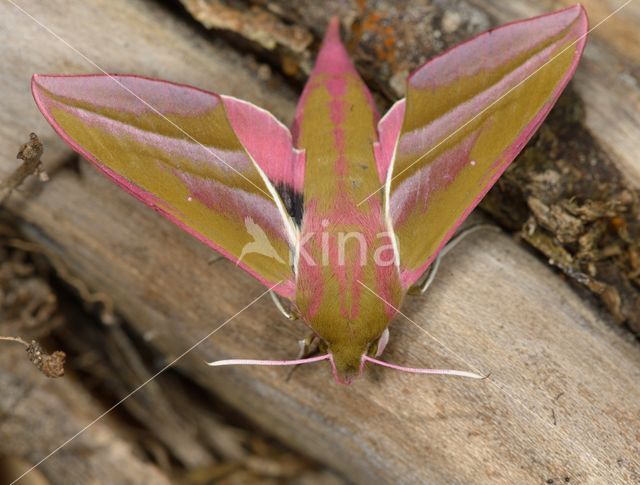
363,356,488,379
207,354,330,367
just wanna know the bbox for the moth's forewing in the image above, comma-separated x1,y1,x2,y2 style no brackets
33,75,298,297
222,96,305,226
380,5,588,287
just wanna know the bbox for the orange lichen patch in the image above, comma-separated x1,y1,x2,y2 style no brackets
281,54,300,77
610,215,626,231
356,0,368,12
351,10,397,65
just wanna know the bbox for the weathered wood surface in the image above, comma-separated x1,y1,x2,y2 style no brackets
0,345,171,484
1,0,640,484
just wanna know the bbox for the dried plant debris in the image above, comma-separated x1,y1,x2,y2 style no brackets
0,337,65,378
24,338,65,377
0,133,48,205
0,134,66,377
481,87,640,333
22,338,65,378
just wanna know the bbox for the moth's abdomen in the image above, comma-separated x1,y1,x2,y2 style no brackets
294,204,403,352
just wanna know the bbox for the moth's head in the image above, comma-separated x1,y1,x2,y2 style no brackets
207,325,484,383
326,329,389,385
327,341,367,385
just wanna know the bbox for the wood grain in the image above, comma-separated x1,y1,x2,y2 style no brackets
0,345,171,484
1,0,639,483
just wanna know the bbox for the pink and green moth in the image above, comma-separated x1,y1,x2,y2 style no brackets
32,6,587,384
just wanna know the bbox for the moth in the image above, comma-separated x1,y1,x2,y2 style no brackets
33,6,588,384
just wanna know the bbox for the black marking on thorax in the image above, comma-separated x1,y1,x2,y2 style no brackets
275,182,304,227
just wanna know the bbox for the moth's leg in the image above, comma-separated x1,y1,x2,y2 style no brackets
285,334,323,382
295,334,321,360
367,328,390,357
409,224,501,295
269,291,299,320
268,292,317,380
